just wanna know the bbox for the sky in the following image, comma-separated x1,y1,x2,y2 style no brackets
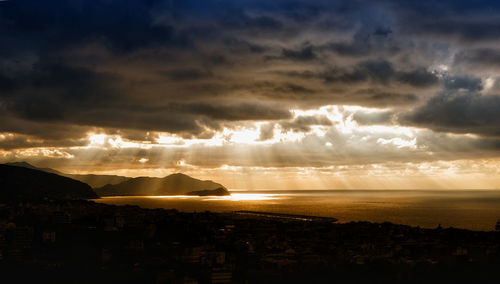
1,0,500,189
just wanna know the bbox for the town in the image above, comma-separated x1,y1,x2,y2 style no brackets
0,200,499,283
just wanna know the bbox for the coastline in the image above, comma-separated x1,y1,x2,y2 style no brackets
94,190,500,231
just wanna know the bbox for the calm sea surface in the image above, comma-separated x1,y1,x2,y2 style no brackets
94,190,500,231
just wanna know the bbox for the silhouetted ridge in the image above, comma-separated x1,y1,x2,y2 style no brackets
96,173,229,196
5,161,62,174
0,165,98,201
187,187,231,196
4,161,130,188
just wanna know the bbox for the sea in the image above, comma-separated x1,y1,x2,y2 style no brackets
94,190,500,231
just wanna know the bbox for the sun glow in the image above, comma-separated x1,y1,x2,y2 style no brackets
377,137,417,149
80,105,421,153
87,133,152,149
205,193,280,201
88,134,107,145
107,193,279,201
3,104,499,190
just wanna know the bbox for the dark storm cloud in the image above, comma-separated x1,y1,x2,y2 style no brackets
0,60,121,119
387,0,500,43
0,73,16,91
1,0,500,145
279,46,317,61
222,14,283,31
169,102,292,121
359,91,418,106
0,134,87,150
321,60,438,87
0,62,210,136
373,26,392,37
324,60,395,84
2,61,123,120
401,91,500,137
328,40,372,58
270,83,316,95
221,37,267,53
161,68,212,81
397,68,440,88
0,113,93,141
454,48,500,69
400,74,497,136
73,108,206,135
0,0,187,53
326,29,399,57
409,19,500,42
443,75,483,92
277,60,437,91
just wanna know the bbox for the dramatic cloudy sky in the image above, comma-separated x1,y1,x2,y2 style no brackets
1,0,500,189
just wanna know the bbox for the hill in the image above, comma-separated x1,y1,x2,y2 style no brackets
96,173,229,196
0,164,98,201
4,162,130,188
60,173,130,189
5,161,61,174
186,187,231,196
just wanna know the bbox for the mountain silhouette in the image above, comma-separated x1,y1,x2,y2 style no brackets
0,164,98,201
5,162,130,188
96,173,229,196
186,187,230,196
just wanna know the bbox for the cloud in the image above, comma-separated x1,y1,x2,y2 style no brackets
279,45,317,61
0,133,87,150
352,111,394,125
221,37,267,53
321,60,438,87
222,14,283,31
396,68,440,88
409,18,500,42
443,75,482,92
170,102,292,121
280,115,332,132
161,68,212,81
0,73,15,91
1,0,500,176
401,91,500,137
0,0,188,53
259,123,275,141
0,113,93,141
326,29,399,57
454,48,500,70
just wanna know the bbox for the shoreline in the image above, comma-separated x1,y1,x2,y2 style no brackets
93,193,500,231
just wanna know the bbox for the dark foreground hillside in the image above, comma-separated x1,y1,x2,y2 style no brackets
0,165,98,201
0,200,499,284
4,162,130,188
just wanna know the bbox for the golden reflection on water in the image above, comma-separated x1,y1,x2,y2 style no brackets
95,190,500,230
144,195,200,199
204,193,280,201
111,193,280,201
